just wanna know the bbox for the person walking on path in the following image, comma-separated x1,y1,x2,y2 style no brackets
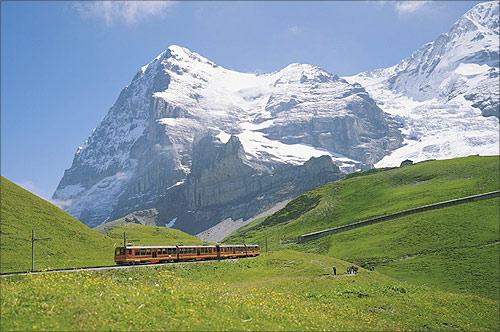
332,265,337,276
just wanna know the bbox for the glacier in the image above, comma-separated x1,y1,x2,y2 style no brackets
345,1,499,167
53,1,499,233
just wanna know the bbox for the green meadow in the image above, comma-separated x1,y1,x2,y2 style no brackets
0,177,200,273
0,177,115,272
1,156,499,330
1,250,498,331
227,156,500,303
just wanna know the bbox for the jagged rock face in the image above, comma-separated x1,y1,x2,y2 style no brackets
154,135,343,234
345,1,499,168
186,135,259,210
53,45,401,231
386,1,499,118
53,2,499,233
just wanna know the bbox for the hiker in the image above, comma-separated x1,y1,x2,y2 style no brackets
332,265,337,276
346,265,358,275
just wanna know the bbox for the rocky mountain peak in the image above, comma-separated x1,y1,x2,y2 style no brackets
344,1,499,168
53,2,498,232
462,1,499,33
275,63,338,84
54,42,399,229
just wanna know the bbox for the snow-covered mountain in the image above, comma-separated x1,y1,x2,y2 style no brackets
54,1,499,233
54,45,401,232
345,1,499,167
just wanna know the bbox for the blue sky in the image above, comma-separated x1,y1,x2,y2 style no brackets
1,0,482,199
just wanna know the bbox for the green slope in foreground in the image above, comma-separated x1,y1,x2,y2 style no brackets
0,177,115,272
1,177,204,272
1,250,498,331
226,156,500,299
96,222,202,246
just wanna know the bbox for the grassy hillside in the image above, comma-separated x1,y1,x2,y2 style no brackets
96,223,202,246
226,156,500,298
0,177,115,272
303,198,499,299
1,250,498,331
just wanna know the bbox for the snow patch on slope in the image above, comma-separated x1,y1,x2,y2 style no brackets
344,74,499,167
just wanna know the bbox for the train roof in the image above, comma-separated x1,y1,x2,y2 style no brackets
117,244,259,249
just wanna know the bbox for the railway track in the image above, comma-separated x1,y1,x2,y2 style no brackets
0,258,245,278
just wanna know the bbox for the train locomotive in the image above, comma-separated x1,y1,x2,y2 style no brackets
114,244,260,265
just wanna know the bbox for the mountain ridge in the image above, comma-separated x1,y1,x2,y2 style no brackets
54,1,498,233
54,43,400,231
345,1,499,167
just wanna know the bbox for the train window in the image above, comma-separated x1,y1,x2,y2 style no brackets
127,249,132,255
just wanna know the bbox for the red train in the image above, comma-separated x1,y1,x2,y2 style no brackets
114,244,260,265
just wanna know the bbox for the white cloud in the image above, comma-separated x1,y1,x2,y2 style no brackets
114,171,129,181
288,25,302,35
75,1,175,25
394,1,431,14
17,180,51,201
51,198,74,209
16,180,73,208
372,1,432,15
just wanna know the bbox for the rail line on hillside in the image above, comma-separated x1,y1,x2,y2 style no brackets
295,190,500,243
0,258,247,278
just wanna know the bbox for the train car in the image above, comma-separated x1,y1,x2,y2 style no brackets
115,244,260,265
114,246,178,265
218,244,260,259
